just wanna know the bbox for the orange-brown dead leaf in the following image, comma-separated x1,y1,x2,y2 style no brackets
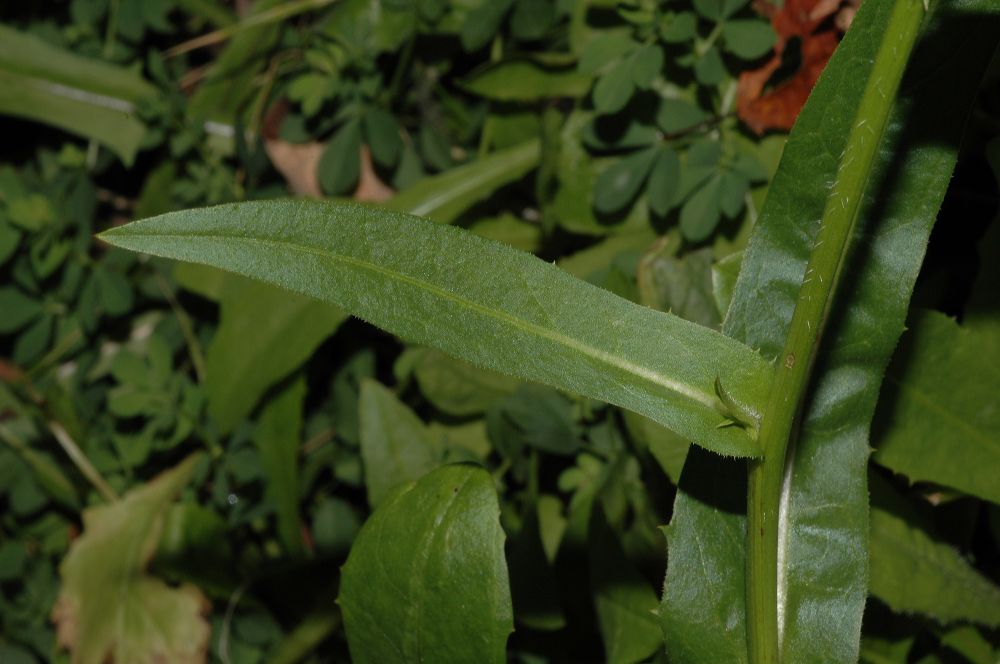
737,0,858,135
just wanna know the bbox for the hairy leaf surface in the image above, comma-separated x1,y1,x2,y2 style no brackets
101,200,772,458
662,2,1000,661
339,464,512,663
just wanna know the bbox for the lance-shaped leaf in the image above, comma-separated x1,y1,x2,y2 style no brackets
176,139,539,432
0,24,156,165
662,2,1000,662
339,464,512,663
100,199,771,458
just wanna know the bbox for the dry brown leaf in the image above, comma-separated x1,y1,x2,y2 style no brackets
736,0,854,135
261,101,394,201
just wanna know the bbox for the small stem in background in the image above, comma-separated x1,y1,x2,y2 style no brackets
154,270,207,383
164,0,336,58
87,0,121,170
477,34,504,158
745,2,926,662
49,421,119,502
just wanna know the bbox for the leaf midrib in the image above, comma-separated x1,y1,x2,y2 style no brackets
123,230,725,413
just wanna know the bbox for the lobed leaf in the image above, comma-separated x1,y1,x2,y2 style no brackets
100,199,772,458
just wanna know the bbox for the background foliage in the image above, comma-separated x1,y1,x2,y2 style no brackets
1,1,999,662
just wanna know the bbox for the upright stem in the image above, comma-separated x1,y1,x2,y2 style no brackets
746,2,926,662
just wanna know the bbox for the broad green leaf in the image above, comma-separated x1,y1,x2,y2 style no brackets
0,25,156,165
593,61,635,114
494,385,581,456
339,464,512,663
0,288,42,333
656,99,711,134
692,0,746,21
679,174,722,242
461,0,514,51
154,502,239,599
590,506,661,664
622,410,689,485
663,2,1000,662
869,474,1000,627
409,347,520,416
647,148,681,217
630,44,664,89
461,61,591,101
204,274,347,434
385,139,540,222
594,147,659,215
510,0,554,40
359,379,442,507
253,376,306,554
318,120,362,195
722,21,776,60
363,108,403,168
693,47,725,86
873,310,1000,505
52,454,209,664
101,199,772,458
637,244,720,329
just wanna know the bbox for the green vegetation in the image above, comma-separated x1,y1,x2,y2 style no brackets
1,1,999,663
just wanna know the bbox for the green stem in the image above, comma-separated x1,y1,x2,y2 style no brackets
745,2,926,662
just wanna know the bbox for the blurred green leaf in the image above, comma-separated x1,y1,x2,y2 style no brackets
462,61,591,102
869,474,1000,627
679,174,722,242
0,288,42,334
254,377,306,554
53,454,209,664
722,20,776,60
647,148,681,217
0,25,156,165
319,120,362,195
692,0,746,21
593,146,658,215
409,347,520,417
590,506,661,664
873,310,1000,505
359,379,442,507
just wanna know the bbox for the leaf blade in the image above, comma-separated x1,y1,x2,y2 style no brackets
101,199,771,458
339,464,512,664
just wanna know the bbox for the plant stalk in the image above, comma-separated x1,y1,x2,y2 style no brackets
745,2,926,662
